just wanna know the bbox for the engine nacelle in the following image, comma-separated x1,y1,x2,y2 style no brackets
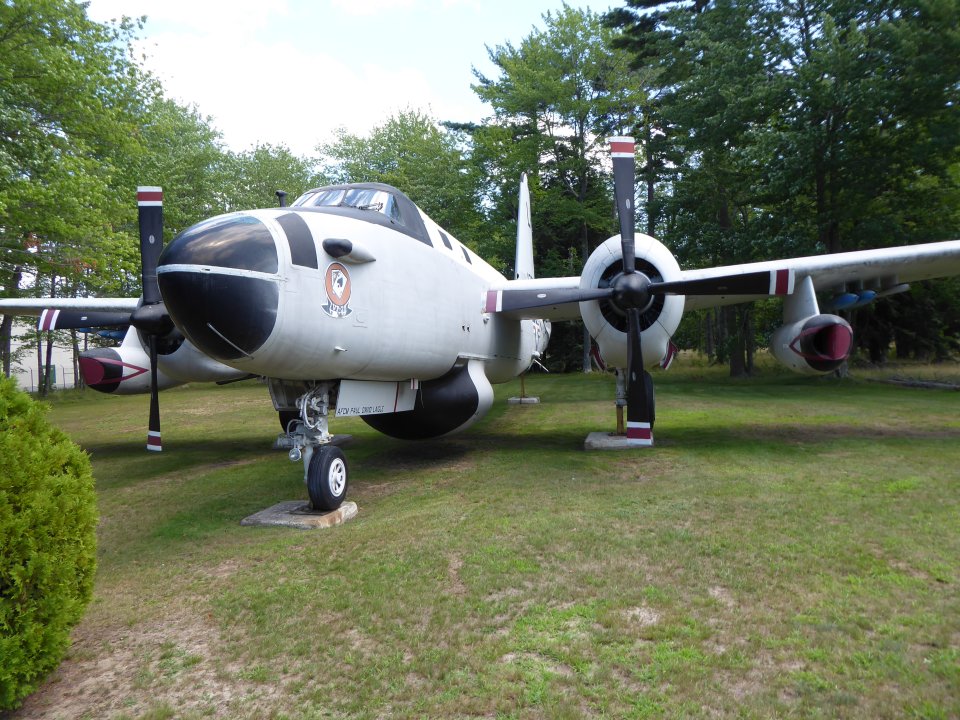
579,235,685,368
79,332,180,395
771,314,853,375
361,359,494,440
79,326,246,394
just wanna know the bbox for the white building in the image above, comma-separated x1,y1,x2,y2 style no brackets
7,322,83,392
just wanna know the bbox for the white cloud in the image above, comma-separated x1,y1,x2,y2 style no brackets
83,0,611,156
132,28,479,155
329,0,415,16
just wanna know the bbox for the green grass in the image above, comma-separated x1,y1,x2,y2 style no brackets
10,360,960,719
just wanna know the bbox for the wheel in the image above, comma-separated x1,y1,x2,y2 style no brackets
307,446,348,511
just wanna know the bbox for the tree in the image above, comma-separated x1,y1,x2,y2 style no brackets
472,4,648,371
221,143,321,212
608,0,960,369
0,0,148,374
318,110,486,250
0,377,97,709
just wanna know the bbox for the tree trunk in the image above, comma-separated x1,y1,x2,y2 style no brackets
41,331,55,397
36,335,44,396
728,306,747,377
1,264,23,377
644,119,656,237
1,314,13,378
705,311,715,358
71,329,84,390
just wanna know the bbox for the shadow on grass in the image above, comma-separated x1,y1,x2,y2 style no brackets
663,421,960,448
83,436,282,488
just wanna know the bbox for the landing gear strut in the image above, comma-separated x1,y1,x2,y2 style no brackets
270,380,348,511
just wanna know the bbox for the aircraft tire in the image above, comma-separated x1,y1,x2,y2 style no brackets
308,446,348,512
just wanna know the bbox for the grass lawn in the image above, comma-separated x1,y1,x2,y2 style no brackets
8,358,960,719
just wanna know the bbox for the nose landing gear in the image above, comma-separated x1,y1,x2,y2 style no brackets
270,380,349,511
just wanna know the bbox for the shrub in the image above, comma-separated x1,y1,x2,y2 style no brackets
0,377,97,710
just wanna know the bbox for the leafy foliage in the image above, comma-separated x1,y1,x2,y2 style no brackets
471,5,648,370
222,143,322,212
0,377,97,709
318,110,487,251
608,0,960,368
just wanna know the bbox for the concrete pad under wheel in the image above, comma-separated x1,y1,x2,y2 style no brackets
584,432,654,450
507,397,540,404
241,500,358,529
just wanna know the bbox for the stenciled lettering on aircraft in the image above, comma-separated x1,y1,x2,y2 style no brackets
322,262,353,319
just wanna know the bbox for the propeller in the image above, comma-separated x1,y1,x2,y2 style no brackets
607,137,653,444
129,186,171,451
36,187,172,449
489,138,797,443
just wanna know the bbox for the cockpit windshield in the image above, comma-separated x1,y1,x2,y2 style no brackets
292,187,403,224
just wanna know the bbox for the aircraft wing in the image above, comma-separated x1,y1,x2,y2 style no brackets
681,239,960,311
0,297,141,330
486,239,960,319
0,297,140,315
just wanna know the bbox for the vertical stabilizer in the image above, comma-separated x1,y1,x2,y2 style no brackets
515,173,534,280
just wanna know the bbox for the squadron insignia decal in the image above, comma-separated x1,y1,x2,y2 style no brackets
322,262,353,318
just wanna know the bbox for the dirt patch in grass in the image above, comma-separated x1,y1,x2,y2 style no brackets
13,606,285,719
626,605,661,627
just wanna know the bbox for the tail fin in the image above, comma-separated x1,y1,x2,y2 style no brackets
515,173,534,280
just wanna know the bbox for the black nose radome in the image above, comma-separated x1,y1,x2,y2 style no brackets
160,215,279,273
158,216,279,361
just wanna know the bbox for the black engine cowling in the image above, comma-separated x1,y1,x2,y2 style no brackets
361,360,493,440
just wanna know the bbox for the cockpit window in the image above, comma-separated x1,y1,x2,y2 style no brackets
293,187,403,224
290,183,431,246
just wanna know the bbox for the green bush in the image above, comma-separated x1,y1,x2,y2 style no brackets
0,377,97,710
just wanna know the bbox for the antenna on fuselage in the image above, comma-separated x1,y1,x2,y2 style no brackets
276,190,288,207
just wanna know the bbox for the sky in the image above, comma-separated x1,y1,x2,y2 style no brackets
85,0,620,157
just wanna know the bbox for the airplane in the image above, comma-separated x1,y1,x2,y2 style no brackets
2,137,960,512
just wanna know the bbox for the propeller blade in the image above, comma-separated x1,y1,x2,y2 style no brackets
137,185,169,452
147,334,162,452
625,307,653,446
485,286,613,314
651,268,795,297
138,186,163,306
38,309,131,331
608,136,636,274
